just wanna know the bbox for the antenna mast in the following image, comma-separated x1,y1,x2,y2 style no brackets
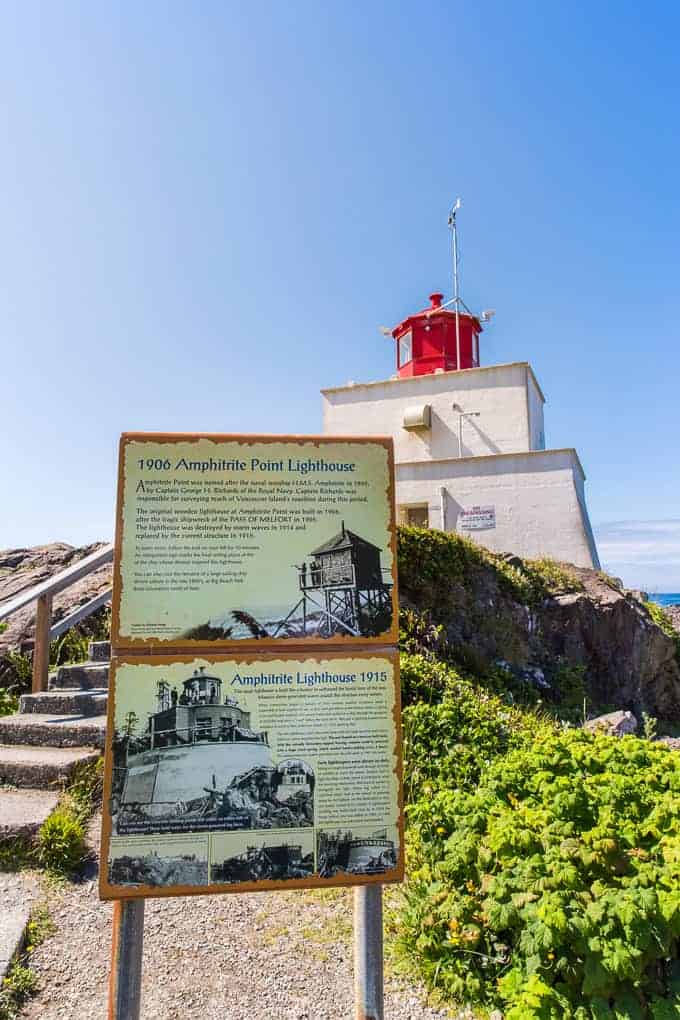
448,197,462,371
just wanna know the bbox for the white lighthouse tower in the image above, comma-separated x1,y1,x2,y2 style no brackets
322,205,600,568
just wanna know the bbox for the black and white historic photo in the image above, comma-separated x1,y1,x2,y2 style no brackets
317,828,398,877
110,668,314,836
179,522,393,642
210,830,314,884
107,836,209,888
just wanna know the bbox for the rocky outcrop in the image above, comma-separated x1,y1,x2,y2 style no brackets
583,710,638,737
399,529,680,722
665,604,680,633
0,543,112,661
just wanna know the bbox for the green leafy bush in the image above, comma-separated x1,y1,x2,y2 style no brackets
400,724,680,1018
37,806,86,874
0,687,18,717
401,654,549,801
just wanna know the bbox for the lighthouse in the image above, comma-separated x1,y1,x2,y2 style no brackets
321,205,600,568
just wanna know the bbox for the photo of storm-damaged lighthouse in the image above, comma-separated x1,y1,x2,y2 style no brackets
317,828,398,878
110,667,314,836
180,521,393,641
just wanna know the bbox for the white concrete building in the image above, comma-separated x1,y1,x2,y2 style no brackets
321,293,599,568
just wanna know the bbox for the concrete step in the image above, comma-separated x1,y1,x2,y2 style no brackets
0,789,59,842
0,713,107,749
88,640,110,662
19,689,107,717
0,744,100,788
49,662,109,691
0,874,38,979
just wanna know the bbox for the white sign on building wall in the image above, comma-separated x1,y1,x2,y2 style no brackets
459,505,496,531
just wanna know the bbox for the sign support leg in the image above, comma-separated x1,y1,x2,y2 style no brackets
108,898,145,1020
354,883,384,1020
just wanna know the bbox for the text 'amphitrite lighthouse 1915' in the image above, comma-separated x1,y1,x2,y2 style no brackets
322,202,600,568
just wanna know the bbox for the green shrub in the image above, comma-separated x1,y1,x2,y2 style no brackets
397,525,583,613
0,962,37,1019
2,650,32,692
524,557,584,597
401,653,551,807
67,757,104,820
399,726,680,1017
0,687,18,717
644,601,680,667
37,807,86,874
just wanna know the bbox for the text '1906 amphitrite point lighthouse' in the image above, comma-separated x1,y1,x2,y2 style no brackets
322,201,600,568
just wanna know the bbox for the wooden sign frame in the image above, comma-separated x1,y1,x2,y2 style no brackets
111,432,398,653
99,650,403,901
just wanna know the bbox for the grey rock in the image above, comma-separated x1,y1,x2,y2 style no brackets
657,736,680,751
583,710,638,737
0,542,111,669
401,556,680,721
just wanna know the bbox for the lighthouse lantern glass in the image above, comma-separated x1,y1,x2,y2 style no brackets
398,331,412,367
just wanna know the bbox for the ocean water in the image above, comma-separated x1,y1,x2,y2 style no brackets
648,594,680,607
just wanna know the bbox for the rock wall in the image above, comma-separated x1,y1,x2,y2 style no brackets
398,527,680,722
0,543,112,660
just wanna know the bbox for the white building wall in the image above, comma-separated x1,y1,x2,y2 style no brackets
396,451,600,568
321,359,599,568
322,363,539,461
527,374,546,451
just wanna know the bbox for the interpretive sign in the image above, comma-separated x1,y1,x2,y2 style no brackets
100,651,403,899
112,433,397,650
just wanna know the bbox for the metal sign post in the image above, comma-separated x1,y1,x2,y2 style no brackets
108,899,145,1020
354,883,384,1020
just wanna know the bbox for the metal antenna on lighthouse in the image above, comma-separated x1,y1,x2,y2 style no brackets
448,197,462,371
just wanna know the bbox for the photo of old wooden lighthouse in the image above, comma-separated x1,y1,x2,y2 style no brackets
110,667,314,836
273,521,393,638
181,520,393,641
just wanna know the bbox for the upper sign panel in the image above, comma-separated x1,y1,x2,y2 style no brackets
112,433,397,650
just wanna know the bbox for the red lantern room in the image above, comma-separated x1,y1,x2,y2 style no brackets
391,292,482,378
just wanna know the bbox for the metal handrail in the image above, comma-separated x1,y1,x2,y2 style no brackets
0,542,114,694
0,543,114,622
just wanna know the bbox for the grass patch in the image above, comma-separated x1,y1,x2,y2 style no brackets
0,904,54,1020
0,962,37,1020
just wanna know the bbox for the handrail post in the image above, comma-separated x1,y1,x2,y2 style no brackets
32,593,52,693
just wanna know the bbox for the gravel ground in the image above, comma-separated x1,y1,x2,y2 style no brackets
19,816,454,1020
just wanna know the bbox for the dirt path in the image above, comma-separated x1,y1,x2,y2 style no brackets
20,819,452,1020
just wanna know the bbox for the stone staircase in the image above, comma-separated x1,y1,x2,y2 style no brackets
0,641,109,842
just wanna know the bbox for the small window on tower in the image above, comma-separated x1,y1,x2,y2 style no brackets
398,331,412,366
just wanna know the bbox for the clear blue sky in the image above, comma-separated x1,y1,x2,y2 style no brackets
2,2,679,589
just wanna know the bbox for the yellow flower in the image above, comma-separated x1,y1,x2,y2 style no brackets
436,826,446,835
547,952,555,960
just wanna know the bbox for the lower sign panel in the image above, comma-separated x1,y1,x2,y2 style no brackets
99,651,403,899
